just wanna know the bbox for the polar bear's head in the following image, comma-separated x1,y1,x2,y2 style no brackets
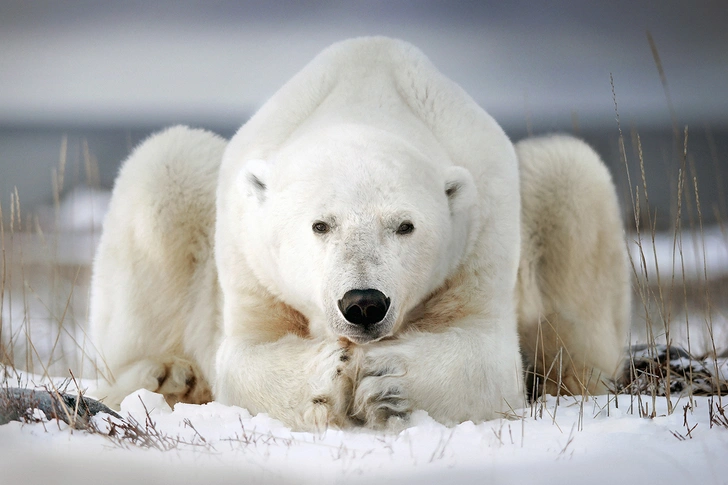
238,124,479,343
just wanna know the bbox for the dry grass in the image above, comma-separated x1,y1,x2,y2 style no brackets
513,39,728,423
523,37,727,424
615,35,726,414
1,136,104,382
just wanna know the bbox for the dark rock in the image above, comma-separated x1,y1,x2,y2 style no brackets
0,387,121,429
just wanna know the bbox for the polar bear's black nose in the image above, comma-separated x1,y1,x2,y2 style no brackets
338,289,391,327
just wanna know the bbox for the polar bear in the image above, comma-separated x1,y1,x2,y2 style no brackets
90,37,629,430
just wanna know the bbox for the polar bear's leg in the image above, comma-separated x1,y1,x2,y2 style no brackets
516,135,631,396
90,126,226,407
215,334,357,431
349,320,525,429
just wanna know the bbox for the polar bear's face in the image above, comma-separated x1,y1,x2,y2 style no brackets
239,125,478,343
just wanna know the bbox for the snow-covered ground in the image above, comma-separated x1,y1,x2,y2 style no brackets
2,188,728,484
1,371,727,485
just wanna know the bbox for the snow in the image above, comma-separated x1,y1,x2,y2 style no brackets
1,377,727,484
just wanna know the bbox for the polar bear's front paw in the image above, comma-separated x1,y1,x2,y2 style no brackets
94,356,212,410
152,357,213,407
350,353,412,430
298,340,356,430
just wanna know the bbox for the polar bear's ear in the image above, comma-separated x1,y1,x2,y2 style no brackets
238,159,271,203
444,166,477,215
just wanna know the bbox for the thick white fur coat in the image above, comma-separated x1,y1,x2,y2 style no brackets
516,136,630,395
90,37,629,430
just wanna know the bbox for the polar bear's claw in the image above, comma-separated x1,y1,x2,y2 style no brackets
349,352,413,429
351,376,412,429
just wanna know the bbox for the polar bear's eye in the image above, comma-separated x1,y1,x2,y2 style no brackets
312,221,330,234
396,221,415,235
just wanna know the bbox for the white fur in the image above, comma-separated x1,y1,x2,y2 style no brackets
90,37,628,430
515,135,630,395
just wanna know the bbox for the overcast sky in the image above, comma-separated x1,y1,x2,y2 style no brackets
1,0,727,130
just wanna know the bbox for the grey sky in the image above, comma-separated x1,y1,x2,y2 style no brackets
1,0,726,129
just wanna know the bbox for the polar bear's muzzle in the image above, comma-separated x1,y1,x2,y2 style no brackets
337,289,392,341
